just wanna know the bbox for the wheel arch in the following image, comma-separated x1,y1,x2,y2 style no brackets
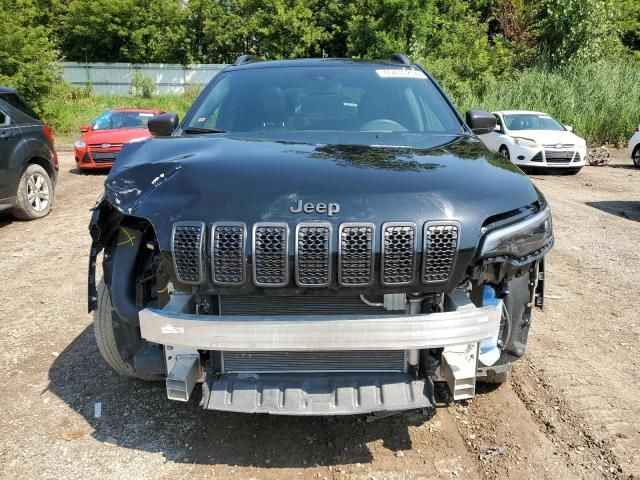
26,155,54,181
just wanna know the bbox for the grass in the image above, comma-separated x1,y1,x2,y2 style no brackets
453,57,640,146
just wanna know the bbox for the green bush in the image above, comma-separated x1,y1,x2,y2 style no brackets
129,71,157,98
0,0,62,112
453,57,640,146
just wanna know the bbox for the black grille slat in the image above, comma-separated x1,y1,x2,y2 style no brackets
382,223,416,285
339,223,374,286
253,223,289,286
172,222,204,284
222,350,406,373
422,223,459,283
296,224,331,287
212,223,246,285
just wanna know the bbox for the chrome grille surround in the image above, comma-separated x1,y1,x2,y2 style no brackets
422,221,460,284
295,222,332,287
211,222,246,286
171,221,205,285
338,223,375,287
381,222,416,286
253,222,290,287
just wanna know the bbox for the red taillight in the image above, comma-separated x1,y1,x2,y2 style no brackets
43,125,55,145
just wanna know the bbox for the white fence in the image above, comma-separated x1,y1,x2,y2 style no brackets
59,62,228,95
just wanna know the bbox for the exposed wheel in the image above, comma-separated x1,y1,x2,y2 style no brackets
498,146,510,160
94,282,161,381
633,147,640,168
11,164,53,220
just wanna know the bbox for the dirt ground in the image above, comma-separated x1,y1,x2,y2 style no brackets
0,149,638,480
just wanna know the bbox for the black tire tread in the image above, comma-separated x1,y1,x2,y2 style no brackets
94,282,161,381
633,146,640,167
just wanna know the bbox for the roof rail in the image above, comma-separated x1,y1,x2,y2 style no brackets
233,54,262,66
388,53,411,66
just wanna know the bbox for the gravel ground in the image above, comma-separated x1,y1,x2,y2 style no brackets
0,150,638,480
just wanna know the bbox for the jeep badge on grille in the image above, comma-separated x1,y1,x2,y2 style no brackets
290,200,340,216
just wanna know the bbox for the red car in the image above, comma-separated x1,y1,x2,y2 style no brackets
74,108,164,170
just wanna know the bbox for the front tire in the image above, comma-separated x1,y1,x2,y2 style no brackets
94,282,161,381
11,164,53,220
633,147,640,168
499,146,510,160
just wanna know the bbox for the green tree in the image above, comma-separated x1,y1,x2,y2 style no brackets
493,0,541,66
0,0,61,111
538,0,620,66
187,0,330,63
615,0,640,53
345,0,510,98
62,0,188,63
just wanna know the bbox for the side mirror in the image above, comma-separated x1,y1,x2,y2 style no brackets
494,124,502,133
80,124,91,133
466,110,497,135
148,113,179,137
564,125,573,132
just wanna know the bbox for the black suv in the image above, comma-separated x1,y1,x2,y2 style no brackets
0,87,58,220
89,55,552,416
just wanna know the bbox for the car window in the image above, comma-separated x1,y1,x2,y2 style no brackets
93,111,157,130
186,66,463,139
0,109,8,126
503,114,565,131
0,93,40,120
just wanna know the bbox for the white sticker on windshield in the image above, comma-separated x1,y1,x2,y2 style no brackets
376,69,427,79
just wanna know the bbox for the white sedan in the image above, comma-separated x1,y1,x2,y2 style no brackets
627,126,640,168
478,110,587,173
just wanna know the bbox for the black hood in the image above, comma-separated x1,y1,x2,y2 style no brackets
105,134,541,292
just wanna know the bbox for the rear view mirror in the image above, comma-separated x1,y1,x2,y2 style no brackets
564,125,574,132
148,113,179,137
466,110,497,135
80,124,91,133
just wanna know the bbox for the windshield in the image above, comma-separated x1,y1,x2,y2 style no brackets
184,65,464,140
503,113,565,131
93,111,156,130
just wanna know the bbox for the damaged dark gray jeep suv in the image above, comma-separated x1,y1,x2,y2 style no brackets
88,54,553,415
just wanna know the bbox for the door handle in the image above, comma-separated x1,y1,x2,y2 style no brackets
0,131,16,140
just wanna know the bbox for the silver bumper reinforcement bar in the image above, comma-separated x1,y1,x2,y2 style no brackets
139,301,501,351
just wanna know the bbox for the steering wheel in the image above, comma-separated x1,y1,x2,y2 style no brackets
360,119,408,132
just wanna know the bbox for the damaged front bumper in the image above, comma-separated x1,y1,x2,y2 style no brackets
138,294,501,415
139,301,501,352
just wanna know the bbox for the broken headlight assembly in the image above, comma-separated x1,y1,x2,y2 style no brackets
480,207,553,259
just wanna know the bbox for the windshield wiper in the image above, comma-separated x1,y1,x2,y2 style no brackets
183,127,226,134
